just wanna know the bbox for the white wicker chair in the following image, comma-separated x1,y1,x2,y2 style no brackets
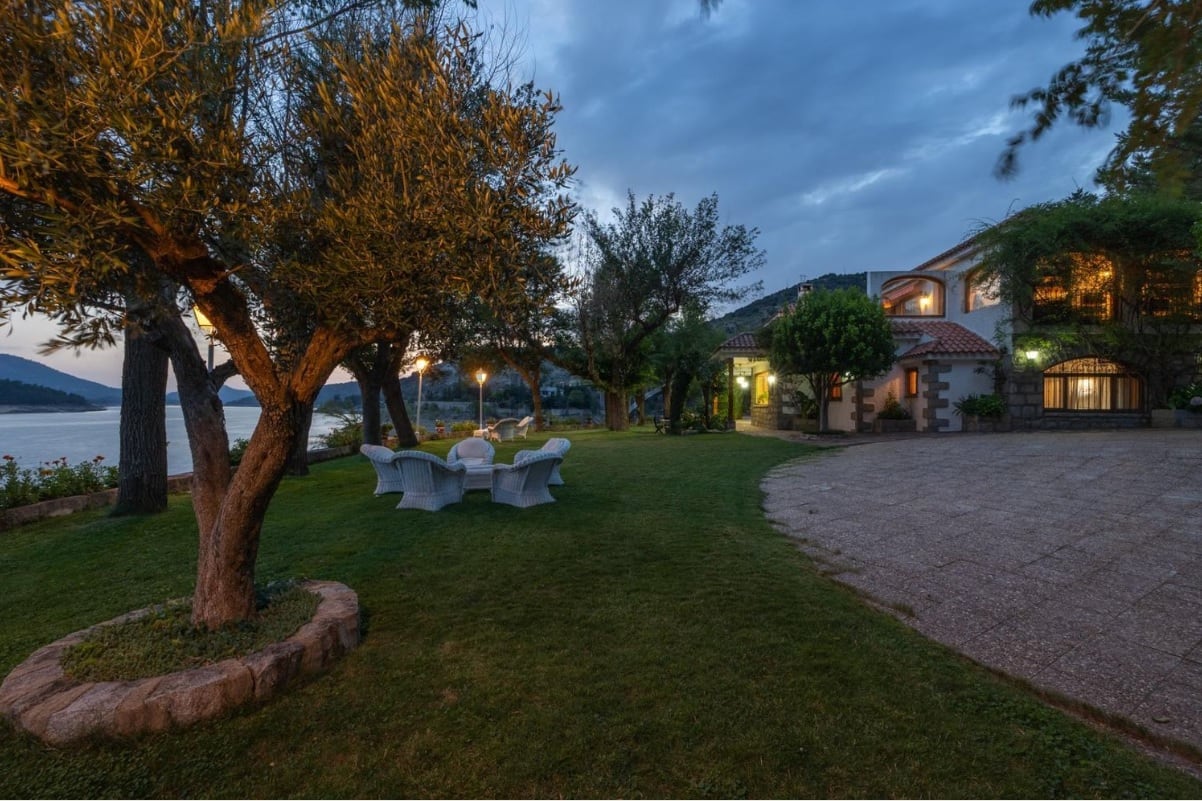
490,417,520,441
513,416,533,440
490,451,562,508
447,437,495,467
360,444,405,495
514,437,571,486
394,451,467,511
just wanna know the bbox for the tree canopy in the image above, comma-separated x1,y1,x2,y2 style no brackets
768,288,895,432
0,1,573,626
566,191,763,429
999,0,1202,195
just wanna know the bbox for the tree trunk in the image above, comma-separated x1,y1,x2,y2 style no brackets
160,312,231,542
383,375,416,447
667,369,692,433
113,324,169,515
359,380,382,447
285,403,314,476
635,389,646,426
191,402,299,627
531,391,545,432
604,389,629,430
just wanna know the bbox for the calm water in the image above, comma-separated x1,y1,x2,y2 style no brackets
0,406,339,475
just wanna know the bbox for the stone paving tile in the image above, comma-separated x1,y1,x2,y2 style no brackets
762,429,1202,754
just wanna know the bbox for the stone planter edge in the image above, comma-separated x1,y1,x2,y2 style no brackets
0,580,360,745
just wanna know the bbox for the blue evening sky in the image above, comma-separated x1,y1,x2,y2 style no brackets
1,0,1118,386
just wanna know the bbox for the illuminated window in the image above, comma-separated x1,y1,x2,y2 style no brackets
881,277,944,317
904,369,919,398
1043,358,1141,412
965,270,1000,312
1141,263,1202,320
829,381,842,401
754,373,771,405
1032,254,1113,322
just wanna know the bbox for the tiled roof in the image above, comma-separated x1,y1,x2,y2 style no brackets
890,320,999,359
910,234,981,273
714,332,763,355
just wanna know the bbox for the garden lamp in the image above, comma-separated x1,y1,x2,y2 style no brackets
414,357,429,439
193,306,216,372
476,370,487,431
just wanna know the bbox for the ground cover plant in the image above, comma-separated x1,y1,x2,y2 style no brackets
1,431,1199,797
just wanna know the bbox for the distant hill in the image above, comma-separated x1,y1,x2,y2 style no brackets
0,354,123,405
0,378,102,410
711,272,866,336
166,385,258,406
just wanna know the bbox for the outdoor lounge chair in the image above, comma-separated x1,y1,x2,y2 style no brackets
514,437,570,486
490,451,562,508
394,451,466,511
448,437,497,490
489,417,520,441
360,444,405,495
447,437,495,467
513,416,533,439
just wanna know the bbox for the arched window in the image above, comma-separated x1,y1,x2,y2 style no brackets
1043,358,1141,412
964,269,1000,312
881,276,944,317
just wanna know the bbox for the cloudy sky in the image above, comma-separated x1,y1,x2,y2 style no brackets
2,0,1119,386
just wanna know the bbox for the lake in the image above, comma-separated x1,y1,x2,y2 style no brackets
0,406,340,475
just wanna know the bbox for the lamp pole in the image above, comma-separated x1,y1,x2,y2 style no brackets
476,370,487,431
193,306,216,372
414,357,429,439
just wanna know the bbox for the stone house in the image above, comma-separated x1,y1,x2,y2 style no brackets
718,233,1202,433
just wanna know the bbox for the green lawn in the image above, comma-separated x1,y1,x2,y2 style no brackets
1,430,1198,798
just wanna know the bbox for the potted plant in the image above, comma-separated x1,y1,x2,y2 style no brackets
1169,383,1202,428
954,393,1009,432
872,392,916,433
434,419,446,436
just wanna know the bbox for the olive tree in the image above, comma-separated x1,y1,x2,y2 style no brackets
567,192,763,430
0,2,572,627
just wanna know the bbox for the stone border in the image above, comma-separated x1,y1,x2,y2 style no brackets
0,580,359,745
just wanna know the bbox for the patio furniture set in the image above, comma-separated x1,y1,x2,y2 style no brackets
473,415,532,442
360,436,571,511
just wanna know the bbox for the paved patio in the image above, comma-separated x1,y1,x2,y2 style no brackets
761,429,1202,753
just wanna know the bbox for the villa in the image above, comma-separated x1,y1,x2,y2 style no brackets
720,230,1202,433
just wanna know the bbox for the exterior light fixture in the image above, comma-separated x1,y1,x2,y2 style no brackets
736,376,748,388
414,357,429,439
475,370,488,431
193,306,216,371
1025,349,1040,361
767,374,776,386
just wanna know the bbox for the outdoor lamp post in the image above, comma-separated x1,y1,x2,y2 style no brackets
193,306,216,372
476,370,487,431
414,357,429,439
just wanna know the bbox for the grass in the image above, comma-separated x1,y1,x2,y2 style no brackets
61,582,320,682
0,429,1199,797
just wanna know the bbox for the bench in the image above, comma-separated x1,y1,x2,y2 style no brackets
653,416,668,434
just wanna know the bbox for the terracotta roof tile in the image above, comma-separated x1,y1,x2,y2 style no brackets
890,320,999,359
715,332,762,353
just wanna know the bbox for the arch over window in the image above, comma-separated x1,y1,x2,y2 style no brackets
964,269,1000,312
1043,358,1141,412
881,276,944,317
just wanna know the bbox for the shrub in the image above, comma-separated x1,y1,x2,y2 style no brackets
1169,382,1202,413
229,438,250,466
876,392,912,420
0,455,118,510
321,422,363,450
451,421,476,434
954,393,1007,418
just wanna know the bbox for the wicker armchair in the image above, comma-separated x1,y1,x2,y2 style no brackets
488,417,519,441
394,451,467,511
490,451,562,508
360,444,405,495
513,416,533,440
514,437,571,486
447,437,495,467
